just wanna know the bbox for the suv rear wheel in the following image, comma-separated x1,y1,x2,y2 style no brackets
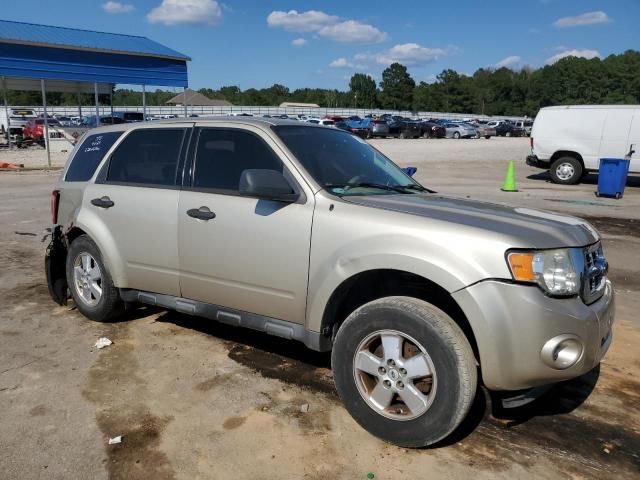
332,296,477,447
66,235,124,322
550,156,583,185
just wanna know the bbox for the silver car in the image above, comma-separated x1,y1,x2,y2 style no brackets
443,122,477,139
46,118,614,448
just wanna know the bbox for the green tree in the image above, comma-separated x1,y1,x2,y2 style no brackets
379,63,415,110
349,73,377,108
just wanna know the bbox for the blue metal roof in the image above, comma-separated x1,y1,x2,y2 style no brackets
0,20,189,87
0,19,190,61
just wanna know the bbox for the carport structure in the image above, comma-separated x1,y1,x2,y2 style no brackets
0,20,190,165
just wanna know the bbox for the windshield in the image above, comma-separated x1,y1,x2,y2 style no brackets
273,125,425,196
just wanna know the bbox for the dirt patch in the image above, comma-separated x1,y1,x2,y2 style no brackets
82,323,176,480
29,404,49,417
98,412,174,480
194,373,235,392
582,216,640,238
3,282,49,304
222,416,246,430
452,374,640,477
1,330,20,336
608,267,640,291
227,344,336,396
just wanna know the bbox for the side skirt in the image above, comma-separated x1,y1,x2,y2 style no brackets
119,288,332,352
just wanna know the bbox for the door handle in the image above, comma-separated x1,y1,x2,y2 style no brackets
91,196,114,209
187,206,216,221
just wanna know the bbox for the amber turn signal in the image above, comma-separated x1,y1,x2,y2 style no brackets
507,252,535,282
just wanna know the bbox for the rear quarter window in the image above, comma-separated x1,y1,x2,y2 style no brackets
65,132,123,182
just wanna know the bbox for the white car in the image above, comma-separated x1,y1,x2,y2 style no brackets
527,105,640,184
306,118,336,127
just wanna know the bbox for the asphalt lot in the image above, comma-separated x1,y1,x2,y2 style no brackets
1,138,639,479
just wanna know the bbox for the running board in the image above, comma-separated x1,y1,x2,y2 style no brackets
119,289,332,352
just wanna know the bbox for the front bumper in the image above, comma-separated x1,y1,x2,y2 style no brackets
526,154,549,169
452,280,614,391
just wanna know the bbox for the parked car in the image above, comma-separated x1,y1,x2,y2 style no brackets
513,120,533,136
22,118,61,141
443,122,477,139
527,105,640,184
418,121,446,139
389,120,421,139
306,118,336,127
470,122,496,139
367,119,391,138
113,111,145,123
46,117,614,448
54,116,74,127
0,108,36,137
494,122,524,137
81,116,126,127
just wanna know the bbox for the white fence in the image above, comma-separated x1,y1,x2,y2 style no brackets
9,105,529,122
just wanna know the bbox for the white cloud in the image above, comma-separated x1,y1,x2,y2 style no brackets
495,55,522,68
545,48,600,64
330,58,351,68
329,57,366,69
267,10,386,44
267,10,338,32
553,11,611,28
102,1,134,14
317,20,387,44
291,38,307,47
371,43,449,66
148,0,222,26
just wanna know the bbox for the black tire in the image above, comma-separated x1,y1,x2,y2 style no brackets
66,235,124,322
485,135,491,139
549,156,583,185
453,132,461,139
332,296,477,448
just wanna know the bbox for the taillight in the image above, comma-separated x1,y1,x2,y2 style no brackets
51,190,60,224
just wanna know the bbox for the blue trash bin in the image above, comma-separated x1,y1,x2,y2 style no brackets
597,158,630,199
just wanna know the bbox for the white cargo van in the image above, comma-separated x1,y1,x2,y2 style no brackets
527,105,639,184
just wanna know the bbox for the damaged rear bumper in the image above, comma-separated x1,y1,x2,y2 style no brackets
45,225,68,305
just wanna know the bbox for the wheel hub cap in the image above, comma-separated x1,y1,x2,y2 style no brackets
353,329,437,421
556,163,575,180
73,252,102,307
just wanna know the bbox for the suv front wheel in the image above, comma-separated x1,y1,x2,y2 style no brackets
332,296,477,447
66,235,124,322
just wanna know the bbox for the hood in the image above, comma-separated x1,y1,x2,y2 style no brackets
344,193,599,249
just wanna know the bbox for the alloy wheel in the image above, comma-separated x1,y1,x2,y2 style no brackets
353,329,437,421
73,252,102,307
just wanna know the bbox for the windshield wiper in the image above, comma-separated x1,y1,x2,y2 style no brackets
324,182,407,193
395,184,435,193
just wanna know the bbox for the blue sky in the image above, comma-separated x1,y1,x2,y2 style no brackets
5,0,639,90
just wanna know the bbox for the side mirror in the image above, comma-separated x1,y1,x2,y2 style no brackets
239,169,299,203
402,166,417,177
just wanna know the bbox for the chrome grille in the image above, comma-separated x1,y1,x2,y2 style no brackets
582,243,607,304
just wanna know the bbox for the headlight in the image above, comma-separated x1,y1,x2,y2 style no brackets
507,248,581,296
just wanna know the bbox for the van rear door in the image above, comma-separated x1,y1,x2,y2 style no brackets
599,109,635,161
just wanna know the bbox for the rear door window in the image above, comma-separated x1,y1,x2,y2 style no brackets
192,128,284,192
65,132,123,182
106,129,186,186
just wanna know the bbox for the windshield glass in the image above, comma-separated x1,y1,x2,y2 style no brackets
273,125,424,196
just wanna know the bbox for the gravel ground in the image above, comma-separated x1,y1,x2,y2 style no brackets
1,139,639,479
